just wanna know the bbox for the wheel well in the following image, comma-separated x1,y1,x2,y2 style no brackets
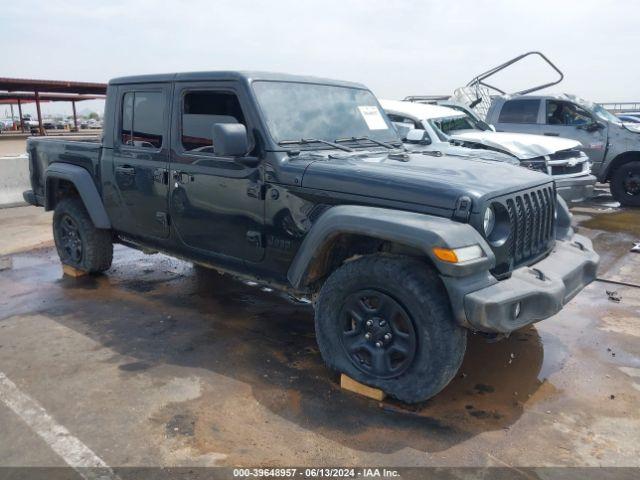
606,151,640,181
303,233,432,289
46,178,79,210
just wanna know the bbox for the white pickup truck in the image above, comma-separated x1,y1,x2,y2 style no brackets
382,100,596,203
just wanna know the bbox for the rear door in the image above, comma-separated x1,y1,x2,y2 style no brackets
541,99,607,165
493,98,543,135
169,82,265,263
110,84,171,238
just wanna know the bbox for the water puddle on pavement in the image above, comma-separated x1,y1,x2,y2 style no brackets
581,209,640,237
2,196,637,461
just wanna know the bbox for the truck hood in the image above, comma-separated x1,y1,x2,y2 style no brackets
300,150,551,214
450,131,581,160
622,122,640,134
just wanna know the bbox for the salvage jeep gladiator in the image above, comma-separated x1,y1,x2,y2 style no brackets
23,72,599,402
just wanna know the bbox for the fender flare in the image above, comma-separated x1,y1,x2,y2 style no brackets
44,163,111,229
601,151,640,181
287,205,494,289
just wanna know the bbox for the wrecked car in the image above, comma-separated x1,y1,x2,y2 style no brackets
441,52,640,206
486,94,640,206
23,71,599,403
382,99,596,203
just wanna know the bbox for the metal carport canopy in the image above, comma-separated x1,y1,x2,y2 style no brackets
0,77,107,134
0,77,107,95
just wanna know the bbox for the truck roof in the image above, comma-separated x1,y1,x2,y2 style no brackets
380,99,462,120
108,71,368,90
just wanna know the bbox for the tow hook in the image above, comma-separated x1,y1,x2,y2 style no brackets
531,268,546,281
572,240,586,251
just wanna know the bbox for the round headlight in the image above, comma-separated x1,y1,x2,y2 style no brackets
483,207,495,237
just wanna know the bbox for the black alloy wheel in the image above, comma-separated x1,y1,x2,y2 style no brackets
59,214,83,263
623,171,640,196
340,289,417,379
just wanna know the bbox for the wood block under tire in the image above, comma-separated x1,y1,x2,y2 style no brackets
340,374,386,401
62,264,88,278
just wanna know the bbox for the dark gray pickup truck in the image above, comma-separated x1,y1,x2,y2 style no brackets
23,71,599,402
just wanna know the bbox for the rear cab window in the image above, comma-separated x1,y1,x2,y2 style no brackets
497,99,541,124
120,90,165,149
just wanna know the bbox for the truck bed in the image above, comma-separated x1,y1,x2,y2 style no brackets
26,136,102,202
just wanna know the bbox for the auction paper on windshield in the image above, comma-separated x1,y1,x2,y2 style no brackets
358,106,388,130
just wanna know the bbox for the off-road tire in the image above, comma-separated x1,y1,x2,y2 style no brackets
610,160,640,207
314,254,467,403
53,197,113,273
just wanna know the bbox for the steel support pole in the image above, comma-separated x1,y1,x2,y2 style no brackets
35,91,44,135
17,99,24,133
72,100,78,131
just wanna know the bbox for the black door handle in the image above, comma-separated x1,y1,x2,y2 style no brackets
153,168,169,184
115,165,136,175
172,171,194,184
543,132,560,136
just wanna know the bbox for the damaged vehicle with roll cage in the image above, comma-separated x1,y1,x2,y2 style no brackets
385,99,596,203
23,71,599,402
444,51,640,206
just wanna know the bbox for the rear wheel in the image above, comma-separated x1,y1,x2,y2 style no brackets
611,161,640,207
53,197,113,273
314,254,467,403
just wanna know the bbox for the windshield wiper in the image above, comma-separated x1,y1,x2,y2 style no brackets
278,138,353,152
335,136,399,149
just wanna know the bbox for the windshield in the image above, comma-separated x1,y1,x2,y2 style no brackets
566,95,621,125
252,81,399,147
428,113,486,139
591,103,622,124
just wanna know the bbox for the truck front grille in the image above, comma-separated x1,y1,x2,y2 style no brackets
549,149,582,161
490,184,556,278
551,164,584,176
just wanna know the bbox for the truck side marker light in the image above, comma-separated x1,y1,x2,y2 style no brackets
432,245,483,264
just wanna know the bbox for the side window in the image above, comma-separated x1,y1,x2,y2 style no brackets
497,99,540,124
546,100,592,126
386,113,420,129
120,91,164,149
181,91,246,153
387,113,424,140
121,93,134,145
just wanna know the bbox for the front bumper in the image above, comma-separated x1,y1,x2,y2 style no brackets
555,174,596,203
445,234,599,333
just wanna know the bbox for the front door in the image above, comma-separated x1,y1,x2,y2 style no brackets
541,100,608,167
110,85,171,238
169,83,265,263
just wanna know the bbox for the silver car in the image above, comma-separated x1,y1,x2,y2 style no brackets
486,94,640,206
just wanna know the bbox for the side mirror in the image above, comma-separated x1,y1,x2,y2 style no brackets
405,129,431,145
578,121,604,132
212,123,249,157
392,122,412,140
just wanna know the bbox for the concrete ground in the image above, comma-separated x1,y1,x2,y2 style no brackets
0,189,639,474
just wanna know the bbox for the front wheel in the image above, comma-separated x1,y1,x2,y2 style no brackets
610,160,640,207
314,254,467,403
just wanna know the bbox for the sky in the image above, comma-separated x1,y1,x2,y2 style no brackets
1,0,639,117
